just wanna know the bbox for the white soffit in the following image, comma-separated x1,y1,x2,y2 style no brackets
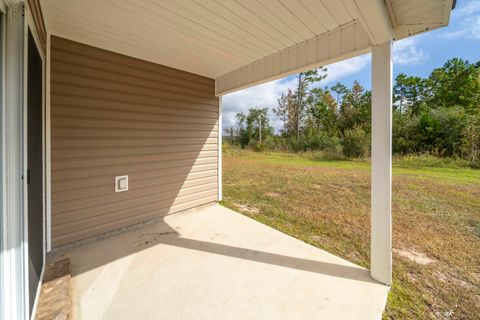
41,0,355,79
41,0,453,95
216,20,371,95
386,0,455,39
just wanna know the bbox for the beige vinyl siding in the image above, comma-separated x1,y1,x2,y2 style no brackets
50,36,218,247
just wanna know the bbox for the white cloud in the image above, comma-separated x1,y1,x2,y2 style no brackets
393,37,428,65
442,0,480,40
322,54,370,85
222,77,296,131
443,16,480,40
451,0,480,18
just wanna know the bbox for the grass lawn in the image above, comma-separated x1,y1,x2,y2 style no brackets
221,150,480,319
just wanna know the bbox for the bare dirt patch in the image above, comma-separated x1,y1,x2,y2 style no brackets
265,192,281,198
393,248,435,265
435,272,477,290
232,201,260,214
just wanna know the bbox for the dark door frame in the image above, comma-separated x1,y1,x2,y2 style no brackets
24,6,46,319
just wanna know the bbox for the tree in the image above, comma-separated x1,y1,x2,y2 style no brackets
331,82,347,107
338,81,371,134
235,107,273,147
223,126,236,143
393,73,427,115
274,89,297,137
427,58,480,113
306,87,338,134
275,68,327,140
461,116,480,166
224,58,480,166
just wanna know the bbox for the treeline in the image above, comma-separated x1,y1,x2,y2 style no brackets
224,58,480,166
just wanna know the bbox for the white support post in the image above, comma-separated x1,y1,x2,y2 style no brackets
217,96,222,202
371,41,392,286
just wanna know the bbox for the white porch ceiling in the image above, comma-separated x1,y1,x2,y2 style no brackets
41,0,454,94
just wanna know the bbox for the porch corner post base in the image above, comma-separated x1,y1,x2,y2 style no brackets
370,40,393,286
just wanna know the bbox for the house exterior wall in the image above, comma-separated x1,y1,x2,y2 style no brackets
50,36,219,247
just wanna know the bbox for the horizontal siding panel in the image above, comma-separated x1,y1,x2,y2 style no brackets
53,169,218,202
52,115,218,131
51,61,214,98
52,72,216,102
53,137,218,148
52,127,218,139
51,83,217,110
50,49,214,93
52,157,217,182
52,105,217,125
52,143,217,159
51,81,218,107
52,196,217,247
51,36,218,247
52,188,218,231
53,179,218,215
52,151,218,170
51,95,218,119
51,36,214,86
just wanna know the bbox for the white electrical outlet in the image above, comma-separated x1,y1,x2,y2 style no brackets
115,175,128,192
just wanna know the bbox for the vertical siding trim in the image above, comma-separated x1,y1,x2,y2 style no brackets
26,0,46,54
45,32,52,252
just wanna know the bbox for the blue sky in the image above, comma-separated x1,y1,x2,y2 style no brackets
222,0,480,131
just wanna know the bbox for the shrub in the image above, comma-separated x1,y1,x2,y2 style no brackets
301,131,343,153
461,115,480,167
393,153,470,168
342,127,369,158
252,142,266,152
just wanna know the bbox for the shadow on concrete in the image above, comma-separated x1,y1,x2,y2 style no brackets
160,236,378,284
51,209,379,285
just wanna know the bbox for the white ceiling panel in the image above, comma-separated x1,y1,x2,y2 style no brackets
41,0,453,89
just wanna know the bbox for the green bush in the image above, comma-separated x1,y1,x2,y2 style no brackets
252,142,266,152
301,131,343,153
393,153,470,168
461,115,480,167
341,127,370,158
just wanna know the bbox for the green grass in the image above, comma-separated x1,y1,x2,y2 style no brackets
224,150,479,184
222,151,480,319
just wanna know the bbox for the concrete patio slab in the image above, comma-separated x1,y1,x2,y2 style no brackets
50,204,389,320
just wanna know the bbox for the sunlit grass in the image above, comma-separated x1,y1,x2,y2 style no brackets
224,150,479,184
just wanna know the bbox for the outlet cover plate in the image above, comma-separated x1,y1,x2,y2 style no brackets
115,175,128,192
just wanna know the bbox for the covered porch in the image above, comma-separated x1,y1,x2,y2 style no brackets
51,204,388,320
0,1,454,319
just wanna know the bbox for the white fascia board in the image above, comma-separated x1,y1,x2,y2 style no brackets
353,0,393,45
393,23,445,40
215,21,371,96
